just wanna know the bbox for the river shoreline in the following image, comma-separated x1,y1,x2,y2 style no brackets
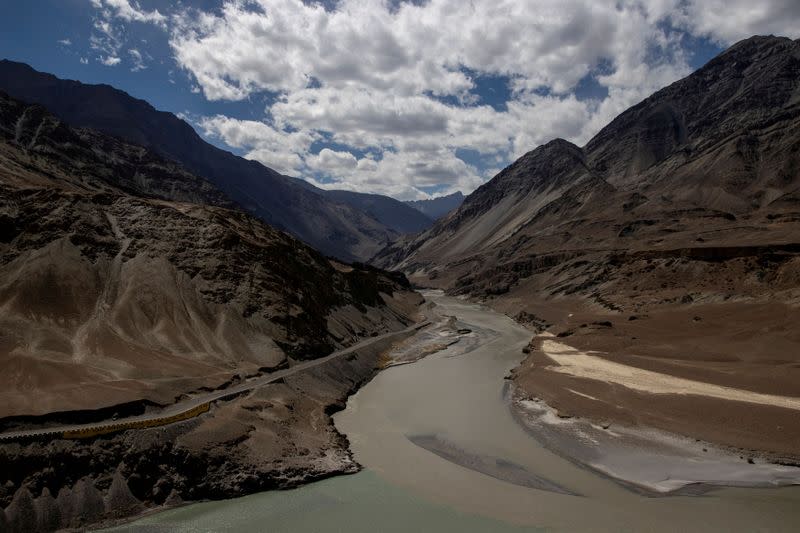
504,317,800,494
109,291,800,532
88,305,447,532
0,312,428,532
508,383,800,495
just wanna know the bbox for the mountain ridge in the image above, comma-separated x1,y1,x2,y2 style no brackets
322,188,434,234
375,35,800,296
404,191,465,220
0,59,414,261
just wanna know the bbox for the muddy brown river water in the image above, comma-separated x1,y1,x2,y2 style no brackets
114,292,800,532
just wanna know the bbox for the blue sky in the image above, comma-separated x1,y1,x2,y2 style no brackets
0,2,264,125
1,1,797,200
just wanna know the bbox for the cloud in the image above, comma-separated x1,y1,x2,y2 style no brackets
90,17,123,66
271,87,451,147
307,148,358,173
100,55,121,66
159,0,705,198
129,48,146,71
198,114,317,175
58,38,72,46
90,0,165,68
91,0,166,27
305,147,483,200
671,0,800,44
168,0,646,101
93,0,800,199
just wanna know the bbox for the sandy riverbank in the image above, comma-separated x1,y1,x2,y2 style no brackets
507,299,800,456
509,318,800,493
511,384,800,494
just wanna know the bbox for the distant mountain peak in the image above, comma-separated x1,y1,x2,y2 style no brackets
404,191,465,221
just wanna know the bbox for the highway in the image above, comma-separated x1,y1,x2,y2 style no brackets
0,318,430,442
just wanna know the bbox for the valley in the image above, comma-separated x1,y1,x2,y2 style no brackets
0,8,798,531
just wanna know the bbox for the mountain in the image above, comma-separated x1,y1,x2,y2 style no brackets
404,191,465,220
0,60,401,262
324,189,433,234
286,176,434,234
374,35,800,459
377,36,800,302
0,90,421,418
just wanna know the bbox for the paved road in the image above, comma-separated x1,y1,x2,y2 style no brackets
0,318,431,442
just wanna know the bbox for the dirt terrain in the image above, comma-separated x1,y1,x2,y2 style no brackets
0,90,421,419
508,301,800,460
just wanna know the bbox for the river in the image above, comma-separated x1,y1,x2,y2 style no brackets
113,292,800,532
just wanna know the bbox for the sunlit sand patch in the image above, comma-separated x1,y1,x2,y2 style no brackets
541,339,800,411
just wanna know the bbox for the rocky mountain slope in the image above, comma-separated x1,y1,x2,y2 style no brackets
377,36,800,307
404,191,465,220
375,36,800,458
323,189,434,234
0,60,406,262
0,90,421,418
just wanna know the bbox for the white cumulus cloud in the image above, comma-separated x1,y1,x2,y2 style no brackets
91,0,800,200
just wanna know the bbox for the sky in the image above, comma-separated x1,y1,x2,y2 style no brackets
1,1,799,200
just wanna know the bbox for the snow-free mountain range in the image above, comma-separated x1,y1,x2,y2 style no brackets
0,35,798,531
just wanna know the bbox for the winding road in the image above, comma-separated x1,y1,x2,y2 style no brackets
0,318,431,442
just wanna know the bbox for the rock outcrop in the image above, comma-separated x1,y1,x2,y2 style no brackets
33,489,60,532
67,478,105,527
104,469,144,517
5,487,36,533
